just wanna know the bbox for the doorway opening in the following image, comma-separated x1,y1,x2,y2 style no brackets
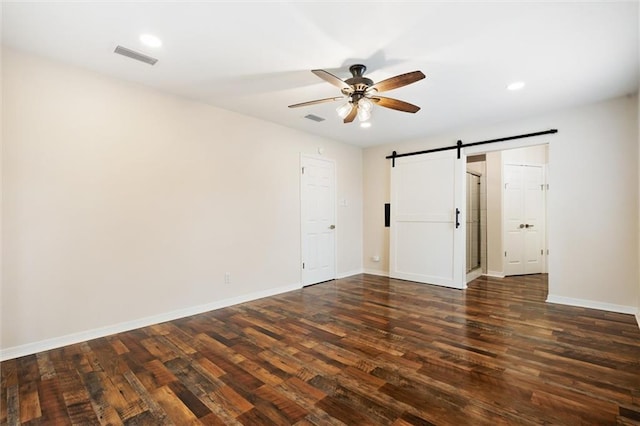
466,157,485,283
465,143,549,295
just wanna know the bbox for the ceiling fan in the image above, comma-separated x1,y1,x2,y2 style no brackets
288,64,425,123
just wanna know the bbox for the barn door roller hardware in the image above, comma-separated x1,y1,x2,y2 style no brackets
387,129,558,166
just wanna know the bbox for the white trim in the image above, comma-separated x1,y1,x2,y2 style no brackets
546,294,637,315
363,269,390,277
635,310,640,330
464,136,554,156
485,271,506,278
0,282,301,361
336,269,364,279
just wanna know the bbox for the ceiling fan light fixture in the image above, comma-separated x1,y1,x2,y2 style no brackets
336,102,353,119
358,97,373,112
357,106,371,122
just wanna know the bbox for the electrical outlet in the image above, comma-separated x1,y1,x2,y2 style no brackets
224,272,230,284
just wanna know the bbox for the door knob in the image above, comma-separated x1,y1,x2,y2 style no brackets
519,224,525,229
329,225,335,229
525,224,534,228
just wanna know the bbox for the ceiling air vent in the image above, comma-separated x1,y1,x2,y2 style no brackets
114,45,158,65
304,114,325,122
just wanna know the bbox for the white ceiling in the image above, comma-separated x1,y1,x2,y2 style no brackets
2,1,639,147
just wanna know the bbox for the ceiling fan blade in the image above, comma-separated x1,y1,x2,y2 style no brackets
370,71,425,93
343,104,357,123
312,69,352,92
288,97,344,108
370,96,421,113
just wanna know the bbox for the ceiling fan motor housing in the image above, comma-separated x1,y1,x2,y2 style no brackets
342,64,374,97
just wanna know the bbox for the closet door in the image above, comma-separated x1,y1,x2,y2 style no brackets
504,164,545,275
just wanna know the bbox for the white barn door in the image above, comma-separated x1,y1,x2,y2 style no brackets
390,150,466,289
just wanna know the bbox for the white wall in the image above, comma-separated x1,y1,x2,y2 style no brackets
363,95,639,313
1,48,363,356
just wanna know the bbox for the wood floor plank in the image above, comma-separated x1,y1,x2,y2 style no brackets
167,381,212,419
37,378,71,425
6,385,19,426
122,370,171,425
3,273,640,425
17,356,41,423
151,385,201,425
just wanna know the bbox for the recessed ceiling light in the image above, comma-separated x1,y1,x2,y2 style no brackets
360,122,372,128
140,34,162,48
507,81,525,91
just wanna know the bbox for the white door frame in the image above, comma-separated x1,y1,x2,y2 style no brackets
465,139,551,279
465,169,484,283
300,154,337,286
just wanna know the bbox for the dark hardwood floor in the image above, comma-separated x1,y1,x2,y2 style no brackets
2,274,640,425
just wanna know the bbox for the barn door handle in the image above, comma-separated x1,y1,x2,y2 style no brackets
455,208,460,229
525,224,534,228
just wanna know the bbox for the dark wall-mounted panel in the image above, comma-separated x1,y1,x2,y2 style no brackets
385,203,390,227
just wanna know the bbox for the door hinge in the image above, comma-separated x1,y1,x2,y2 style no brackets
541,249,543,255
301,167,305,174
504,183,508,189
302,262,305,269
504,251,507,257
546,184,549,190
547,249,549,255
540,184,544,190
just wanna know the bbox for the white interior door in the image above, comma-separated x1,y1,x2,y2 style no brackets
301,155,336,286
504,164,545,275
390,150,466,289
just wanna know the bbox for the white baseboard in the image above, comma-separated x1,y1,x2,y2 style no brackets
336,269,364,279
363,268,389,277
636,310,640,330
485,271,505,278
0,282,301,361
546,294,637,315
